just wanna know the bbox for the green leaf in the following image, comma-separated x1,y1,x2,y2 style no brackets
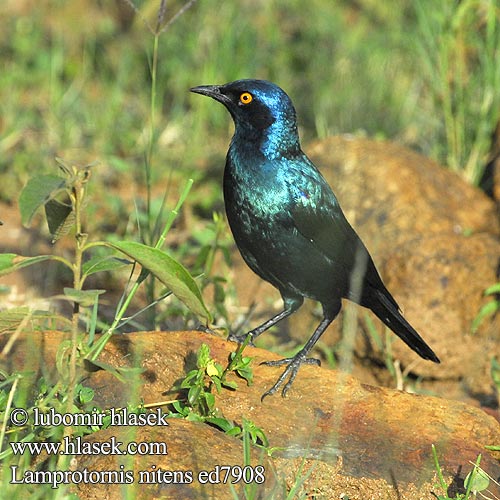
45,198,74,242
211,376,223,393
0,306,30,333
485,282,500,295
226,427,242,437
464,465,489,492
63,288,106,307
0,253,56,277
180,370,199,389
204,392,215,410
77,386,95,405
205,417,236,432
197,344,210,369
485,444,500,451
107,241,211,322
82,255,131,277
221,379,238,390
19,174,66,226
471,300,499,333
188,385,201,406
170,400,187,416
185,412,204,423
82,358,141,383
227,350,253,385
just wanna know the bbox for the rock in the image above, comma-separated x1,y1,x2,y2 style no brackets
307,136,499,251
380,232,500,380
73,419,275,500
2,329,499,499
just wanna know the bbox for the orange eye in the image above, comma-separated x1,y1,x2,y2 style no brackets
239,92,253,105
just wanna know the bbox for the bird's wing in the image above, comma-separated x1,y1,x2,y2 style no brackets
287,158,392,303
288,162,360,263
285,159,439,362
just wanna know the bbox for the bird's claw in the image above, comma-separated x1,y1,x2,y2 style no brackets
227,331,255,347
260,355,321,401
260,357,320,367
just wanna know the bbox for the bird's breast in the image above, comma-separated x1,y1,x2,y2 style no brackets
223,151,291,225
222,148,352,302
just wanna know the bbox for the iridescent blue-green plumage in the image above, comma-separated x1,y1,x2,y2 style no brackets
191,79,439,399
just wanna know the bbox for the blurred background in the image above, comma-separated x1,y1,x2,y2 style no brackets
1,0,499,193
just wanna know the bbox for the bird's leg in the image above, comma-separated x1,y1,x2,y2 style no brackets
261,315,334,400
228,296,303,345
228,308,294,346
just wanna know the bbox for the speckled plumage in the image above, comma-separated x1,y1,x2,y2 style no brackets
191,79,439,398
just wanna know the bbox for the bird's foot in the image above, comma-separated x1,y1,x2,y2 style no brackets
260,355,320,400
227,331,255,347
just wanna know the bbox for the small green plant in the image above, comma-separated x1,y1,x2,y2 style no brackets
0,376,103,461
0,148,208,500
490,357,500,392
431,444,493,499
168,341,274,497
361,313,400,382
169,342,253,426
0,157,210,348
228,417,271,500
471,282,500,334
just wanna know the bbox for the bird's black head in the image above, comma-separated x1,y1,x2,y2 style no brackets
190,79,300,157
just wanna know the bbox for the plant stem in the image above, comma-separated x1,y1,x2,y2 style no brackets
145,33,159,244
0,376,20,454
221,333,252,383
64,170,89,441
87,178,194,361
144,32,161,328
431,444,449,493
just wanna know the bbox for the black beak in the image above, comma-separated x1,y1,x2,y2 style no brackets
190,84,230,105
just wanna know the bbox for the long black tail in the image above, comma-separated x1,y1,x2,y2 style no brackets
366,287,440,363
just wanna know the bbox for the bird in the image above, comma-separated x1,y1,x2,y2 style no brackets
190,79,440,399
